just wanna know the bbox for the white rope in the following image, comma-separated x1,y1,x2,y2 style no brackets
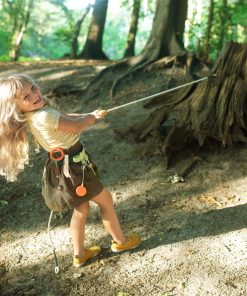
107,75,216,113
48,210,60,273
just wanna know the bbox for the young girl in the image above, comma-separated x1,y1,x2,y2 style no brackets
0,74,141,268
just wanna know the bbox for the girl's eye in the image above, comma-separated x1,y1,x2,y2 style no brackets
31,85,37,91
23,95,30,102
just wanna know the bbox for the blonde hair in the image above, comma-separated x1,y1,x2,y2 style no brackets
0,74,34,181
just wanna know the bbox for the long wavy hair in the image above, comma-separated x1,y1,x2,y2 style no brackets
0,74,34,181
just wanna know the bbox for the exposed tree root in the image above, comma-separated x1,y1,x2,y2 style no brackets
83,60,129,102
109,52,208,101
82,52,202,105
109,59,154,101
87,59,128,88
179,156,202,178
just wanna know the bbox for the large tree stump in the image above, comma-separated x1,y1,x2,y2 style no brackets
137,42,247,166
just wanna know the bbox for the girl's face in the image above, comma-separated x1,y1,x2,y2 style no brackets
15,83,45,113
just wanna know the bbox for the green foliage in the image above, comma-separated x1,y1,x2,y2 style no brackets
0,1,14,55
0,30,11,55
185,0,247,61
24,1,74,58
210,0,247,59
22,28,70,59
103,0,155,60
54,27,73,43
0,56,11,61
0,199,8,207
0,0,245,61
229,0,247,42
135,0,155,55
104,12,130,60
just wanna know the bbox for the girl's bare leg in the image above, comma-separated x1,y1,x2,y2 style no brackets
91,188,127,244
70,201,89,257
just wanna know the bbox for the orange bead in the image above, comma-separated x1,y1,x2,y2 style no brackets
76,186,87,197
50,147,65,161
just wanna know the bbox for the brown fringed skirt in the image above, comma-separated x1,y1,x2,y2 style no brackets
42,142,104,212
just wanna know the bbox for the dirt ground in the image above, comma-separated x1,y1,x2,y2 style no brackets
0,61,247,296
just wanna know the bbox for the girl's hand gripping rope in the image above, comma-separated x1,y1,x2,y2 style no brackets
91,109,108,120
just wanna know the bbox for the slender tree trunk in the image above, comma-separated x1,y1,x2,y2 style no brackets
218,0,228,51
185,0,196,47
9,0,34,61
78,0,109,59
204,0,214,60
123,0,141,58
70,4,92,58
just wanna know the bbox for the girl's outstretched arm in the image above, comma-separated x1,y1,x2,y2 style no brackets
57,110,107,133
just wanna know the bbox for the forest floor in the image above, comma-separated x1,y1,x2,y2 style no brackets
0,60,247,296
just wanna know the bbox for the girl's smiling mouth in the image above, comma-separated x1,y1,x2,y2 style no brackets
34,97,42,104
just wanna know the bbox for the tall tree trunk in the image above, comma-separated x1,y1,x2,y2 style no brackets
203,0,214,60
78,0,108,60
130,0,188,67
9,0,34,61
70,4,92,59
123,0,141,58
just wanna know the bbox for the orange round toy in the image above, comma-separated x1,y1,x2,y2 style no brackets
76,185,87,197
50,147,65,161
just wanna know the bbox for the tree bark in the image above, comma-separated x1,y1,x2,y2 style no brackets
130,0,188,68
78,0,109,60
218,0,228,52
138,42,247,166
203,0,214,60
123,0,141,58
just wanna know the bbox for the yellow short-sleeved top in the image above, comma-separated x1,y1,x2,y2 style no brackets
24,106,79,151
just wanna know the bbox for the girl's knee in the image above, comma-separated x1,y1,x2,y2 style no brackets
74,201,89,215
92,188,114,207
104,189,113,203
